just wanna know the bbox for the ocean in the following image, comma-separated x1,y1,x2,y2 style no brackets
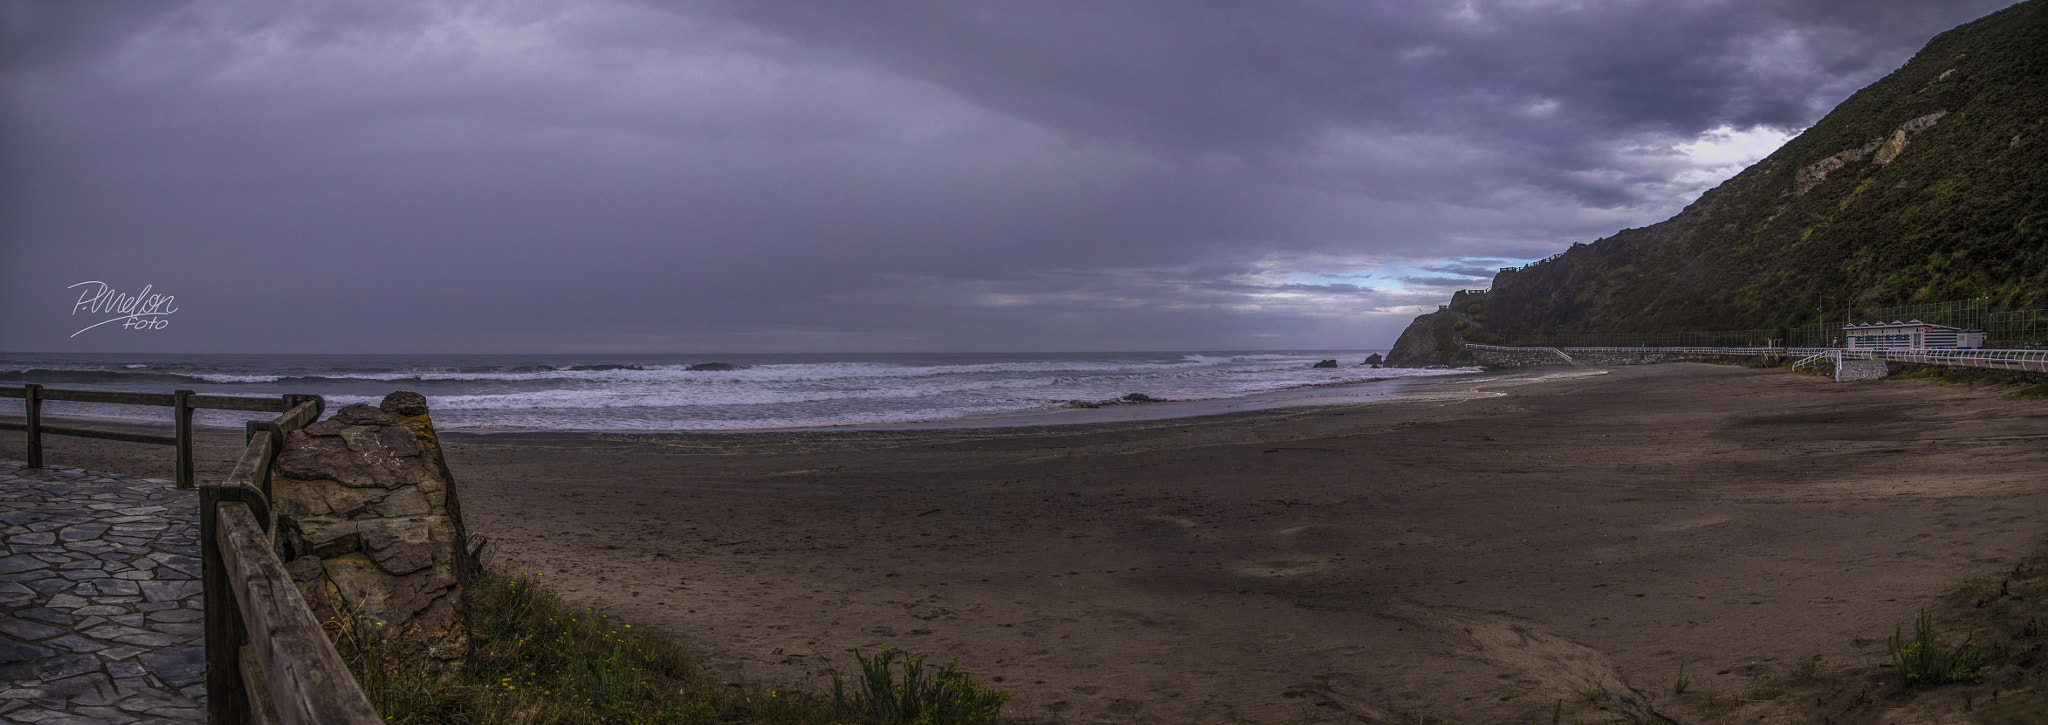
0,351,1477,432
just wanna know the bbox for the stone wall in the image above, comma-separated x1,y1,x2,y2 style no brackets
270,392,471,662
1573,350,1778,366
1836,359,1890,382
1467,348,1571,368
1467,347,1779,369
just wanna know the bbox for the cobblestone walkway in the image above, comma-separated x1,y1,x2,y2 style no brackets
1,460,205,724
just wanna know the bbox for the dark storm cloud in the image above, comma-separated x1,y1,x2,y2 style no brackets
1420,262,1505,280
0,1,189,72
0,0,2020,353
687,0,1997,205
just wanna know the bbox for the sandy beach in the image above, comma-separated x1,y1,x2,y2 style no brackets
11,363,2045,722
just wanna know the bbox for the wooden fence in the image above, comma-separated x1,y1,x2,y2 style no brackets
0,384,318,489
3,385,380,724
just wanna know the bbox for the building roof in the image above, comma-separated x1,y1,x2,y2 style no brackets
1843,319,1982,332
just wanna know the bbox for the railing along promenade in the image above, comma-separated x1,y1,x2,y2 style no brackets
1462,344,2048,373
3,384,380,725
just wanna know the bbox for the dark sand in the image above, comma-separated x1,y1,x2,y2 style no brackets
12,363,2046,722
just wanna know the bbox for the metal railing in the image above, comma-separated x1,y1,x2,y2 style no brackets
1465,344,1577,364
1832,347,2048,372
1790,350,1832,370
1464,345,2048,373
1503,331,1781,348
3,385,379,724
1507,299,2048,349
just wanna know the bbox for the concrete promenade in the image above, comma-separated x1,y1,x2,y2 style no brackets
1,460,205,724
1464,343,2048,372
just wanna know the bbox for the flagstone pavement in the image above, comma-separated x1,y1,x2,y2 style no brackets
1,460,205,724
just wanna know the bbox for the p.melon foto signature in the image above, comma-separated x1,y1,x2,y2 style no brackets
69,280,179,337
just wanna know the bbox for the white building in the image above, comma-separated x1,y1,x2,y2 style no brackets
1844,319,1986,349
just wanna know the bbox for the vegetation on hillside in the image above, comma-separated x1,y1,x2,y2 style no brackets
1392,1,2048,363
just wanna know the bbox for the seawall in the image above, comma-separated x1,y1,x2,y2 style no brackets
1466,347,1781,368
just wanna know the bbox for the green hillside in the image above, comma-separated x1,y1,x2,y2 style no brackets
1389,0,2048,365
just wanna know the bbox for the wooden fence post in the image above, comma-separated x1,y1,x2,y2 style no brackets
244,421,281,501
201,484,251,724
282,394,323,421
175,390,195,489
23,383,41,469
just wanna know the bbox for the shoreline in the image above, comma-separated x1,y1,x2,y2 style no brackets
0,349,1441,435
433,366,1584,437
2,366,1521,437
9,363,2042,722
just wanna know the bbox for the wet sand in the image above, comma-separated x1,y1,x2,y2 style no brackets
12,363,2046,722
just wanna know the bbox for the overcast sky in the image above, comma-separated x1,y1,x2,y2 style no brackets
0,0,2019,354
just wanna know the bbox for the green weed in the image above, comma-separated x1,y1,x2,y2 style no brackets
1789,654,1824,684
332,569,1012,724
1888,608,1990,688
831,648,1012,725
1742,672,1789,701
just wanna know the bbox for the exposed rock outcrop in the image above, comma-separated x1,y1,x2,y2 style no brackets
1387,289,1493,367
271,391,471,662
1793,111,1947,193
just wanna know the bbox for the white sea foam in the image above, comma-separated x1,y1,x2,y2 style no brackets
1,351,1475,431
197,374,287,383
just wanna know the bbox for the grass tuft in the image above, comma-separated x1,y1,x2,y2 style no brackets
334,569,1014,724
1887,608,1990,688
831,648,1012,725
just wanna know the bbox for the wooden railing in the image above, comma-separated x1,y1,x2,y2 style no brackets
4,385,380,724
0,383,314,489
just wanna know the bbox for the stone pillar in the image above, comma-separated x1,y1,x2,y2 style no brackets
271,392,471,662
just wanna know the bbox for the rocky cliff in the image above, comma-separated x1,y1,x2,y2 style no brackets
1389,0,2048,366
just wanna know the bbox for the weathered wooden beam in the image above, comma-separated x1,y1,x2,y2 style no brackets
201,484,250,725
282,394,324,423
272,400,321,434
216,502,382,725
226,434,276,520
175,390,196,490
238,644,283,725
23,384,41,469
0,386,289,411
190,395,292,413
25,424,178,447
33,388,178,407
